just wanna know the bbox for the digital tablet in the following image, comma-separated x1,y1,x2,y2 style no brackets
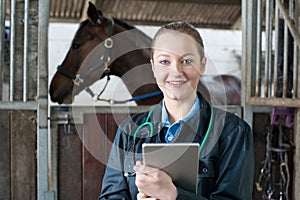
142,143,199,193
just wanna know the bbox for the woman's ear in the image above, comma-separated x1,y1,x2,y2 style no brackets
201,56,207,65
199,57,207,75
150,59,156,78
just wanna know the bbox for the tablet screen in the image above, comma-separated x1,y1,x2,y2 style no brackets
142,143,199,193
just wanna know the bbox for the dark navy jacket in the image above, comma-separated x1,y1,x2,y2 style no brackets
99,94,254,200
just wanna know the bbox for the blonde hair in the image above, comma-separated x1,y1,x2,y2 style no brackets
151,21,205,58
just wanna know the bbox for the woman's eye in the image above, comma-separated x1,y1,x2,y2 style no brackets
159,60,170,65
182,59,192,65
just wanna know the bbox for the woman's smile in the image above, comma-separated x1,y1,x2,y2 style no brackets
167,80,187,88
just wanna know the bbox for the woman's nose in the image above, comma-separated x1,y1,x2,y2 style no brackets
170,61,183,74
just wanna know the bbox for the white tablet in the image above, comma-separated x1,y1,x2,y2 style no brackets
142,143,199,193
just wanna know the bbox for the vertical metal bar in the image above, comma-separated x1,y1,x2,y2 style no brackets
273,1,279,97
289,0,296,99
10,0,16,101
263,0,270,97
294,45,298,98
283,4,289,98
0,0,6,101
281,0,294,98
264,0,270,97
37,0,52,199
293,0,299,99
255,0,262,97
267,0,274,98
242,0,254,127
23,0,29,102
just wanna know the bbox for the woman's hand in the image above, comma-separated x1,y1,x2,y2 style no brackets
137,192,157,200
134,161,178,200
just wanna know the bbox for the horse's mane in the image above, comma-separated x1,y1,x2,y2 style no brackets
113,18,135,30
113,18,152,44
78,17,152,45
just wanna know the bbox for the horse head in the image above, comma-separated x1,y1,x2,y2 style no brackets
50,2,162,105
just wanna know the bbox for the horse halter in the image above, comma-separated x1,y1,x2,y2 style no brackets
57,17,115,87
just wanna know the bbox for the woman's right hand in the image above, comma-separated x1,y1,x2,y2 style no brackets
137,192,158,200
134,161,178,200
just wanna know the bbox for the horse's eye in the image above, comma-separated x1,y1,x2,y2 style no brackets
72,43,81,50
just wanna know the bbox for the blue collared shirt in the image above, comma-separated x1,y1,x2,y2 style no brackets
162,96,201,143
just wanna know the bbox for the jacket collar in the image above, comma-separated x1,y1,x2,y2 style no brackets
149,92,213,144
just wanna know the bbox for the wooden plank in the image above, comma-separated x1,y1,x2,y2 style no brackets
58,124,82,199
10,110,36,199
295,109,300,198
82,113,129,200
82,114,106,200
0,110,10,199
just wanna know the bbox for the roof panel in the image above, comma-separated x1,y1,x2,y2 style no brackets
5,0,241,29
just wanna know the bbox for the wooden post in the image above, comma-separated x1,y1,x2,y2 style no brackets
294,0,300,198
295,110,300,198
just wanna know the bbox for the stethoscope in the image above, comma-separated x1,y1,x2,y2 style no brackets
124,101,214,177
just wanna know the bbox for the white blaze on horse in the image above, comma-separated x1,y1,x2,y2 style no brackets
49,2,241,106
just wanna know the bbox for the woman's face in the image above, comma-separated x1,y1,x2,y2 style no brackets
151,31,206,102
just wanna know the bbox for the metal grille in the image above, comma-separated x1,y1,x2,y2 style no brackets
244,0,300,107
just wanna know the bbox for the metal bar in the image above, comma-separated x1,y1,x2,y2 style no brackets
255,0,262,97
0,0,6,101
276,0,300,47
267,0,274,98
241,0,255,126
293,45,298,98
23,0,29,102
263,0,272,97
37,0,51,199
10,0,16,101
273,2,280,97
289,0,297,99
283,8,289,98
0,101,38,110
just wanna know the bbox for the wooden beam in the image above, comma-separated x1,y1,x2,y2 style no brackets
294,1,300,198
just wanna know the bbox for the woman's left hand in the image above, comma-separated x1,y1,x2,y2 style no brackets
134,161,178,200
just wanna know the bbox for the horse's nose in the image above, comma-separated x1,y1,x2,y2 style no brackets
49,85,56,102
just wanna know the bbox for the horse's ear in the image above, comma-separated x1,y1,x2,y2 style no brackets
87,2,104,25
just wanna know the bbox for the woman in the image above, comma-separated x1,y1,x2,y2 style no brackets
99,21,254,200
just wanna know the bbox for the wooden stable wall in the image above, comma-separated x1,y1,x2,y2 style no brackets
54,111,130,200
49,107,293,200
0,110,37,200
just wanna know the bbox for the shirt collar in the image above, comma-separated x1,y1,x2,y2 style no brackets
161,96,201,127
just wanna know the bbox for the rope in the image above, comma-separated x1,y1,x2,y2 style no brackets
85,82,162,105
111,91,162,104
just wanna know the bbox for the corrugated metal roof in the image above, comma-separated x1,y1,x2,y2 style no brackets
49,0,241,29
5,0,241,29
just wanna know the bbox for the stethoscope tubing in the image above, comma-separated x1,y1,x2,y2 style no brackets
133,102,214,153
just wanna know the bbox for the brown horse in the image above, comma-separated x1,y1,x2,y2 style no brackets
49,2,240,106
